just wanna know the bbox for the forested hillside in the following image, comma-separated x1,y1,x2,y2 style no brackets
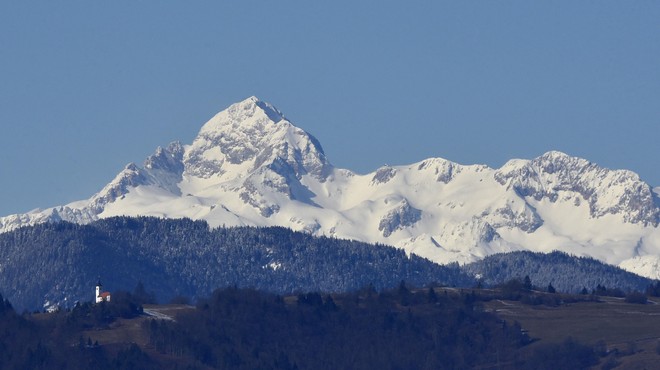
0,286,608,370
0,217,471,311
145,286,536,369
464,251,652,293
0,217,653,312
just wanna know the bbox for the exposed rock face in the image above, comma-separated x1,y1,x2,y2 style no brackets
0,97,658,278
417,158,462,184
145,141,185,174
378,199,422,237
184,97,331,183
483,205,543,233
89,164,147,213
371,166,397,185
495,151,659,226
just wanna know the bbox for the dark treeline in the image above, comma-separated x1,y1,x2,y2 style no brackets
0,217,472,311
0,290,152,370
0,285,605,369
145,285,536,369
464,250,652,294
0,217,654,312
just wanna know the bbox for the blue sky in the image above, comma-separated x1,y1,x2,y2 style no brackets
1,2,659,216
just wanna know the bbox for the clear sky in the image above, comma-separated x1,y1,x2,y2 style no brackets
1,1,659,216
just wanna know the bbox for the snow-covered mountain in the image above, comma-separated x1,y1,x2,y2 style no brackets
2,97,659,279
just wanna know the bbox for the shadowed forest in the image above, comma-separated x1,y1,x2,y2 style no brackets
4,280,656,369
0,217,652,312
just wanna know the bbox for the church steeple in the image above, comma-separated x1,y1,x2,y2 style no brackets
95,277,110,303
95,278,102,303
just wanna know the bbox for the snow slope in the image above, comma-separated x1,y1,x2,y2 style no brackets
2,97,659,278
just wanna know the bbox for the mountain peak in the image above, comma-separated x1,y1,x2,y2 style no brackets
1,99,658,281
540,150,570,160
242,96,284,121
184,97,330,180
495,150,658,226
199,97,284,136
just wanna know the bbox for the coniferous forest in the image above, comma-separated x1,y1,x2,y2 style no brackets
0,285,611,370
0,217,471,311
0,215,658,369
0,216,653,312
463,250,652,294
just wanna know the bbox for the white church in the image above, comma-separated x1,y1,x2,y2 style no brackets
95,279,111,303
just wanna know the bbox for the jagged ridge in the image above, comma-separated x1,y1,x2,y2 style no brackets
0,97,658,279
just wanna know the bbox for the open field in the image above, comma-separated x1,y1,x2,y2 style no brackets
66,293,660,369
83,304,194,344
484,296,660,369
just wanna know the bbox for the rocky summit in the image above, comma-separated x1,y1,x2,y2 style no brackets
2,97,659,278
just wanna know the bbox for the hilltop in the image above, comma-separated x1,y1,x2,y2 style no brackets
3,285,659,369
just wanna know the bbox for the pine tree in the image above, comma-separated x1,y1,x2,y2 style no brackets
427,287,438,303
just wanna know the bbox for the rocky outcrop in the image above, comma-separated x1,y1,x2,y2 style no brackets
495,151,659,226
378,199,422,237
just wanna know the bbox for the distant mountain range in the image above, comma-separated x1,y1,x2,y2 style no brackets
1,97,658,279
